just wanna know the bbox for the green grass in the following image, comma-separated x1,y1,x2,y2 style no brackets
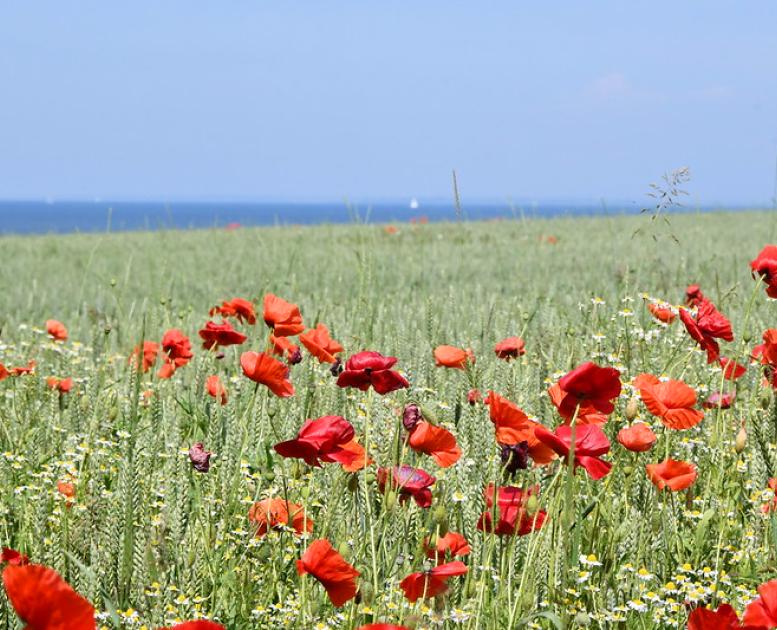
1,210,777,628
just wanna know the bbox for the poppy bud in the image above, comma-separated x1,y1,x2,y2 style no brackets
744,329,753,343
347,474,359,493
420,405,439,425
288,349,303,365
403,404,422,431
625,398,639,420
263,470,276,483
623,465,634,477
188,443,212,473
500,441,530,476
337,541,351,560
159,297,166,305
301,486,310,499
109,405,118,420
359,581,374,605
104,324,111,335
432,504,447,525
79,395,90,411
761,389,773,409
525,494,539,516
735,425,747,453
330,358,343,377
110,278,117,287
364,471,376,484
574,612,591,626
384,490,397,511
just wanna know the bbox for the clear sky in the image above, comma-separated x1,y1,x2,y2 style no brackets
1,2,776,205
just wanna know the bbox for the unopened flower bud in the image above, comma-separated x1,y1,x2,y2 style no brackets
525,494,539,516
403,404,422,431
625,398,639,420
384,490,397,511
188,442,212,473
288,349,303,365
735,425,748,453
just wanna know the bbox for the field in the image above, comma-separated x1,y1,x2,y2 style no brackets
1,210,777,629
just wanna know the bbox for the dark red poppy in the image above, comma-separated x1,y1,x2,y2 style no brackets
274,416,359,468
263,293,304,337
240,351,294,397
433,345,475,369
743,579,777,627
198,320,247,350
406,420,461,468
158,329,193,378
494,336,526,360
299,323,344,364
205,375,227,405
1,548,29,566
616,423,656,452
555,362,622,418
685,284,705,307
46,377,73,394
476,484,547,536
377,465,435,508
687,603,740,630
336,351,409,395
46,319,68,342
534,424,612,480
399,561,467,602
2,563,95,629
189,443,212,473
703,391,735,410
719,356,747,380
130,341,159,373
269,333,302,364
679,299,734,363
210,297,256,325
423,532,471,563
296,539,360,607
751,245,777,299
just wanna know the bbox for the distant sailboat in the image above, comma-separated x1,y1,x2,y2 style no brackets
409,197,419,210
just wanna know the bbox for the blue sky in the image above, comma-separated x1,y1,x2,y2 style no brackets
1,2,776,205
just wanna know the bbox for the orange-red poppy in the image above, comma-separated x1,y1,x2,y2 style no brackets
299,323,344,364
616,423,656,452
269,333,302,364
494,336,526,360
240,351,294,397
1,548,29,566
377,465,436,508
399,561,467,603
337,439,372,472
679,299,734,363
248,498,313,536
56,481,75,500
647,302,676,324
198,320,247,350
0,364,7,381
433,345,475,369
423,532,471,563
158,329,193,379
263,294,304,337
646,458,697,491
485,391,556,464
9,360,35,376
687,603,740,630
534,424,612,480
130,341,159,373
553,362,621,419
750,245,777,299
477,484,547,536
46,377,73,393
547,383,608,425
205,375,227,405
210,297,256,325
274,416,358,468
719,356,747,380
636,374,703,430
2,563,95,629
296,539,360,607
336,351,409,395
407,420,461,468
685,284,704,307
46,319,68,341
743,579,777,627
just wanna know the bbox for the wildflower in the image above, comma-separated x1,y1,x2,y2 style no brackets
263,294,304,337
646,459,697,491
635,374,704,430
647,302,676,324
1,548,29,566
47,377,73,394
336,351,409,395
500,441,530,474
299,323,344,364
679,299,734,363
703,391,735,410
750,245,777,298
424,532,471,563
547,383,608,426
433,345,475,369
534,424,612,480
2,563,95,628
269,334,302,364
685,284,705,307
296,539,360,607
130,341,159,373
8,360,35,376
198,320,247,350
399,561,468,602
377,465,435,508
494,337,526,360
248,498,313,536
554,362,622,419
158,329,193,378
467,389,482,405
188,443,212,473
617,423,657,452
719,357,747,380
205,375,228,405
476,484,546,536
406,417,461,468
485,391,555,463
46,319,68,341
274,416,360,468
210,297,256,324
240,351,294,397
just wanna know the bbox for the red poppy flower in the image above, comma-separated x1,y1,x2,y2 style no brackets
399,561,467,602
296,539,360,607
210,297,256,325
617,423,657,452
248,498,313,536
269,333,302,364
685,284,705,307
751,245,777,299
555,362,622,418
163,622,226,630
646,458,697,491
9,360,36,376
687,603,740,630
130,341,159,373
57,481,75,500
743,579,777,627
423,532,471,563
636,374,704,430
336,439,372,472
198,320,247,350
188,443,212,473
240,351,294,397
299,323,344,364
377,465,436,508
485,391,556,464
46,319,68,341
679,299,734,363
336,351,409,395
158,329,193,378
1,548,29,566
547,383,608,426
476,484,547,536
754,329,777,388
205,375,227,405
534,424,612,480
467,388,482,405
703,391,735,410
647,302,676,324
719,356,747,380
494,336,526,360
274,416,359,468
407,421,461,468
433,345,475,369
263,294,304,337
47,377,73,394
0,364,7,381
2,563,95,629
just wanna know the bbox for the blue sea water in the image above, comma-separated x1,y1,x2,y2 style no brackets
0,198,729,235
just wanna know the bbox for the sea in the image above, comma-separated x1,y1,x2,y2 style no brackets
0,199,740,235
